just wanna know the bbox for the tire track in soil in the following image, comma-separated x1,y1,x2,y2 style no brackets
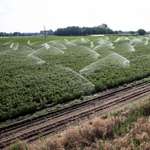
0,81,150,149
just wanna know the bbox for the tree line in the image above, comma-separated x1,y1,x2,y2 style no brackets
54,24,116,36
0,24,148,36
54,26,147,36
0,32,40,36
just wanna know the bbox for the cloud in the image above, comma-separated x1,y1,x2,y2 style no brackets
1,0,150,32
0,5,8,15
0,0,12,16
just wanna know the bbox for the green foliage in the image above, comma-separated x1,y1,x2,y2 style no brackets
80,95,84,100
112,125,119,135
87,113,90,120
99,141,103,150
130,31,135,34
54,24,113,36
1,36,150,121
64,104,69,108
103,136,105,144
138,29,146,35
80,143,83,150
40,99,46,108
55,104,62,110
38,131,44,141
73,100,80,105
133,137,137,147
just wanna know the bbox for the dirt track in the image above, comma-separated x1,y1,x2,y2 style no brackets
1,79,150,149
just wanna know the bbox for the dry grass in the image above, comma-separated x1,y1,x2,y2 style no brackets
7,141,27,150
5,97,150,150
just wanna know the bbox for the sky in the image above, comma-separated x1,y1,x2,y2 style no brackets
0,0,150,33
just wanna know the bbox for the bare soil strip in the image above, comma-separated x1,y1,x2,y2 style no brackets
0,80,150,149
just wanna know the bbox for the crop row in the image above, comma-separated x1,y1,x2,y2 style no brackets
0,36,150,121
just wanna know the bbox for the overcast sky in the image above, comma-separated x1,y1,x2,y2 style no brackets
0,0,150,33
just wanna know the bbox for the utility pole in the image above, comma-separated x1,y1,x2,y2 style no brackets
44,25,46,39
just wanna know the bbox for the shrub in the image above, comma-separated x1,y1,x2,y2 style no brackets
55,104,62,110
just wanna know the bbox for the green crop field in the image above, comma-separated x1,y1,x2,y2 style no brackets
0,35,150,121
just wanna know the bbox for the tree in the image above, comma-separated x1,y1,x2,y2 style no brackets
138,29,146,35
12,32,21,36
130,31,135,34
54,24,114,36
98,24,108,29
114,31,118,34
106,28,114,34
118,30,122,34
